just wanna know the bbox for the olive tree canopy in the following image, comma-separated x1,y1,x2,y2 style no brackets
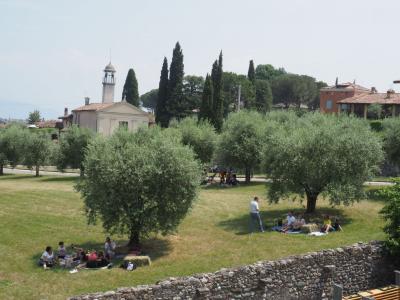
76,127,202,247
265,113,383,213
216,111,266,183
169,117,217,165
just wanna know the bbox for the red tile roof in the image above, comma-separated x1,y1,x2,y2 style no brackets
338,92,400,104
34,120,58,128
321,82,370,92
72,103,113,112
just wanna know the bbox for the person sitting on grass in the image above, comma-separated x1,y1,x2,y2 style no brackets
57,241,66,259
104,237,116,259
321,215,333,233
292,214,306,231
71,245,87,262
282,211,296,232
333,218,343,232
39,246,54,268
86,250,98,268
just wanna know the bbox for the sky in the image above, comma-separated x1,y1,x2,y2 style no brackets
1,0,400,119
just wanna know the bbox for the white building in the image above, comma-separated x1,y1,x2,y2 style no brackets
61,62,150,136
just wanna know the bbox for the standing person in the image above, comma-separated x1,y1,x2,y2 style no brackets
104,237,116,259
249,196,264,233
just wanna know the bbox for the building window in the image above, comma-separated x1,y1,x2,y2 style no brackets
341,104,348,111
326,99,333,110
119,121,128,128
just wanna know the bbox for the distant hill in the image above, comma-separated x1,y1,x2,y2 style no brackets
0,117,25,124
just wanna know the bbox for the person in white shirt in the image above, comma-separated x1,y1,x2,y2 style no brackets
39,246,54,267
249,196,264,233
283,211,297,232
104,237,116,259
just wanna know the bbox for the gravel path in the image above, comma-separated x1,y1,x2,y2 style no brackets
4,168,394,186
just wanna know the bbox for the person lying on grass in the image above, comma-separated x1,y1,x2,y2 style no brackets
39,246,54,268
86,250,110,268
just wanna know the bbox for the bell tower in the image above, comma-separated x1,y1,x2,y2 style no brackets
102,62,116,103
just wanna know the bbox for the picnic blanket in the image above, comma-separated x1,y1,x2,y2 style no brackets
308,232,327,237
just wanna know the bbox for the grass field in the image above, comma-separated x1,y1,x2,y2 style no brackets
0,175,386,299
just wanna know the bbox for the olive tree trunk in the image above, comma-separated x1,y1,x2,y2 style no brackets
245,167,251,184
128,230,140,249
306,192,318,213
0,164,3,176
35,165,40,177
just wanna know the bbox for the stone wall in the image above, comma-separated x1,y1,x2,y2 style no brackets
70,241,396,300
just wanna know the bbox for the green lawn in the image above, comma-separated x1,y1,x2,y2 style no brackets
0,175,386,299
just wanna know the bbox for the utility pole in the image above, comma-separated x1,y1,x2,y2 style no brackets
237,84,241,112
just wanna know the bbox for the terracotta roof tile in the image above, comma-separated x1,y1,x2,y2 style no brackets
321,82,370,92
338,92,400,104
72,103,113,112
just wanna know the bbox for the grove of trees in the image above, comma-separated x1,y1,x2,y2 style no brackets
2,109,400,245
148,47,326,129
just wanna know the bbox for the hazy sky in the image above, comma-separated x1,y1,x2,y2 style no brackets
1,0,400,119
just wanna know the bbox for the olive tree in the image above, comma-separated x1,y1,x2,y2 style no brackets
381,118,400,168
169,117,217,164
76,127,202,247
57,125,94,176
265,113,383,213
216,111,266,183
23,132,52,176
0,125,27,175
379,179,400,256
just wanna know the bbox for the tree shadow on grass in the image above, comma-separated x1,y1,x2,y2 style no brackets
218,207,351,235
202,181,265,190
0,174,34,181
40,176,79,183
31,237,172,270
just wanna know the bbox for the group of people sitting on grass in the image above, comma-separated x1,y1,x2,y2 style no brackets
204,166,240,186
219,170,239,186
279,212,343,234
38,237,116,269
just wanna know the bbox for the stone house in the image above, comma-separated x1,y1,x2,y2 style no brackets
59,62,150,136
320,80,400,118
71,100,149,136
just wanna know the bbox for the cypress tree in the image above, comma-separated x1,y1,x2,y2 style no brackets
167,42,185,120
156,57,169,127
248,60,256,83
198,74,213,122
122,68,139,106
211,51,224,131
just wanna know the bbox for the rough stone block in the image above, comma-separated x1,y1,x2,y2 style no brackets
123,255,151,267
301,223,319,233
